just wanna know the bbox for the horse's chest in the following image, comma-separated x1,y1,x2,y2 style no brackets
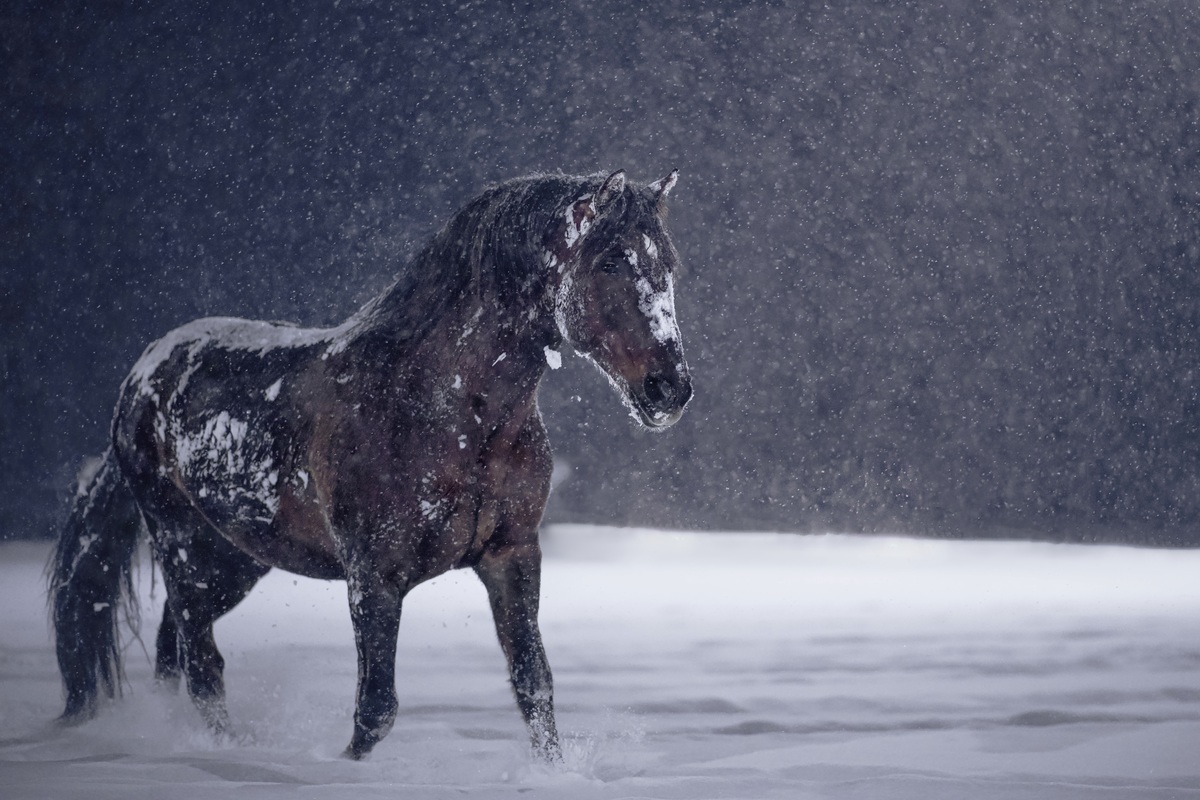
409,443,504,558
393,417,542,569
318,391,546,579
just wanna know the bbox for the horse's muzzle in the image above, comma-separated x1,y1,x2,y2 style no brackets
635,370,693,429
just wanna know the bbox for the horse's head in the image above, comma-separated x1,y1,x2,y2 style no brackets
548,170,693,429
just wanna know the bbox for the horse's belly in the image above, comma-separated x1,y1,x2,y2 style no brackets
179,451,340,580
198,494,342,580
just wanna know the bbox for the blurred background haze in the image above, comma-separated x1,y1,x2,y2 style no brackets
5,0,1200,545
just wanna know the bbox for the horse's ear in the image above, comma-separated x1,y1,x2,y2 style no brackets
649,169,679,201
593,170,626,216
566,170,626,248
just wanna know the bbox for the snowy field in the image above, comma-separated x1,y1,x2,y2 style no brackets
3,525,1200,799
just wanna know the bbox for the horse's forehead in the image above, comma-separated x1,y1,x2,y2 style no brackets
625,229,662,264
625,215,675,272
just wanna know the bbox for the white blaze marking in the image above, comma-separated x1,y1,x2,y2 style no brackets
643,234,658,259
636,273,681,343
264,379,282,401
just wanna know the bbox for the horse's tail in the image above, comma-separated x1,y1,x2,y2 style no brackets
48,446,143,723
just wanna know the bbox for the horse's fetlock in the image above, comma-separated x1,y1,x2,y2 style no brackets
528,713,561,762
193,694,232,735
59,692,98,726
356,695,398,732
347,710,395,760
154,669,182,694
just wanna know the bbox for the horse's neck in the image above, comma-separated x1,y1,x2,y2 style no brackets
423,290,553,408
359,183,569,361
345,261,556,418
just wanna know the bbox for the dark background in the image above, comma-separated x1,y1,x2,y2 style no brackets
5,0,1200,545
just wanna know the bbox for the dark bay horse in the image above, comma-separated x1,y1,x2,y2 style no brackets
48,170,692,760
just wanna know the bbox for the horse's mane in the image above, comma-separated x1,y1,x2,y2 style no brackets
351,173,609,350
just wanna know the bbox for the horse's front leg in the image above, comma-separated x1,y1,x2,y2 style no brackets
343,571,405,760
475,543,561,761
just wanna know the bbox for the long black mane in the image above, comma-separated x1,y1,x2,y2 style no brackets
352,173,611,352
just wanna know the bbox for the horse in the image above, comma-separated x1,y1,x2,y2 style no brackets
47,169,693,760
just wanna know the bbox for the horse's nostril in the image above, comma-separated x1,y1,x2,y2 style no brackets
643,373,676,406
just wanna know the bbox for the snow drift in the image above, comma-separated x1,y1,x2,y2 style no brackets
3,525,1199,798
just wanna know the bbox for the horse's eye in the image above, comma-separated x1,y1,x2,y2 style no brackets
600,261,621,275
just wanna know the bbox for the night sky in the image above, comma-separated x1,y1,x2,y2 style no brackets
5,0,1200,544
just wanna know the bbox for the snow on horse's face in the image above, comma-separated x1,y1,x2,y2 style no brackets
551,170,693,429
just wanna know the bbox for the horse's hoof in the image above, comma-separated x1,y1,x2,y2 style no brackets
196,703,232,738
152,673,182,695
341,744,367,761
55,709,92,728
56,698,97,727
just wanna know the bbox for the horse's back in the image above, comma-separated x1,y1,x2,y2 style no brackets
115,315,328,449
111,316,344,578
121,316,339,398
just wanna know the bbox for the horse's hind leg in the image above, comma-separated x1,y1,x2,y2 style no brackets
154,605,181,689
149,517,270,733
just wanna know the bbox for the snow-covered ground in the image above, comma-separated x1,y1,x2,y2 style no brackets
2,525,1199,799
